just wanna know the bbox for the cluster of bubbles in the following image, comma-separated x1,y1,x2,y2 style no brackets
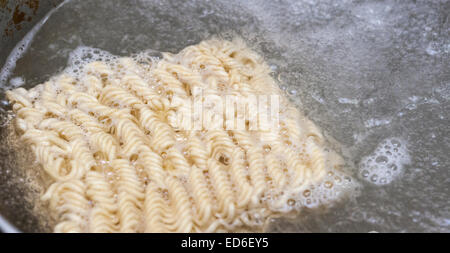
294,167,361,210
359,138,410,185
268,149,361,212
64,46,118,77
64,46,163,82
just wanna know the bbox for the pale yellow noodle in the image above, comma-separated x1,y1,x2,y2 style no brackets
6,39,346,232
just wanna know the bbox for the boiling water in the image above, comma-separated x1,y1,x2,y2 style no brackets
0,0,448,232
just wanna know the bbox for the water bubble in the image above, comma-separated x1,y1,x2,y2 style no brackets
389,164,397,171
391,139,401,147
287,199,296,206
288,89,297,95
370,174,378,182
361,170,369,177
375,155,388,164
303,189,311,197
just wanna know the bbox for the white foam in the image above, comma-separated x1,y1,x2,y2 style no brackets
64,46,118,77
9,77,25,88
299,168,360,209
131,49,162,65
359,137,410,185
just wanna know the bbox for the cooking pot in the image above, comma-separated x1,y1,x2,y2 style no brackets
0,0,448,233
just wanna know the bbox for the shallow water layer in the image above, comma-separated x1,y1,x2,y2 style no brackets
0,0,449,232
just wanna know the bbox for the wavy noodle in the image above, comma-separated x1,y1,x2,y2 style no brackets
6,38,346,232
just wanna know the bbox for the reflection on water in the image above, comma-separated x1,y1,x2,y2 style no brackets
0,0,449,232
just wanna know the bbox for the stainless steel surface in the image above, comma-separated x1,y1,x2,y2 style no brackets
0,0,449,233
0,0,63,232
0,0,62,69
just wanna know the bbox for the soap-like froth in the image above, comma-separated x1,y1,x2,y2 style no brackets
64,46,118,77
359,138,410,185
